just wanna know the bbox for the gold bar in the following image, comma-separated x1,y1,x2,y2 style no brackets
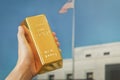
21,14,63,74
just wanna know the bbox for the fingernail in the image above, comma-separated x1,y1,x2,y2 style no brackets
18,26,22,30
57,42,60,46
55,37,58,41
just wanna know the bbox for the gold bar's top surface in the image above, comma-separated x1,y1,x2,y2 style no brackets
24,14,62,65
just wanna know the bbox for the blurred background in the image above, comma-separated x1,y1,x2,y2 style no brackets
0,0,120,80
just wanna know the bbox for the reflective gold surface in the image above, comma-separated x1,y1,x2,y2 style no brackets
21,14,63,74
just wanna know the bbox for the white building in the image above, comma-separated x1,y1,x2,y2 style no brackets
33,42,120,80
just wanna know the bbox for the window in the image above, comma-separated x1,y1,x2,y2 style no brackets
105,64,120,80
66,73,73,80
86,54,91,58
48,74,54,80
104,52,110,56
87,72,94,80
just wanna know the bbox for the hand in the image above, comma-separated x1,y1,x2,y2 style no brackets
6,26,60,80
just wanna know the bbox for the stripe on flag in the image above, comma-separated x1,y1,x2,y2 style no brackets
59,0,74,14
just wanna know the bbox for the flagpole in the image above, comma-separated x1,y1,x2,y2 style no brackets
59,0,76,79
72,0,75,79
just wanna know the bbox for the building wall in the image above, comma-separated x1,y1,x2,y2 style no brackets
34,42,120,80
75,42,120,80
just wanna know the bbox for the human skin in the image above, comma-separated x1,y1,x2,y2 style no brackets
6,26,60,80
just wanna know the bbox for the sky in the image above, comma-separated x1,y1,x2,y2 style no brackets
0,0,120,79
75,0,120,47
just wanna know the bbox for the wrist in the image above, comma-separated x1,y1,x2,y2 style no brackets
6,64,33,80
16,64,33,80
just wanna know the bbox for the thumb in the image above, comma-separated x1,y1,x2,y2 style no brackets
17,26,28,49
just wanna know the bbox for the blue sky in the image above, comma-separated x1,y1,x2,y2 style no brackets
0,0,120,79
75,0,120,47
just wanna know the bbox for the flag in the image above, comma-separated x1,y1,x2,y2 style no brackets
59,0,74,14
